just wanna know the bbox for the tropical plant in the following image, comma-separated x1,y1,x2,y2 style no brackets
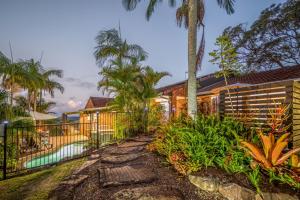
96,30,169,132
0,90,28,121
241,103,300,186
241,131,300,170
122,0,235,118
94,29,147,67
0,51,28,106
21,59,64,112
153,115,248,174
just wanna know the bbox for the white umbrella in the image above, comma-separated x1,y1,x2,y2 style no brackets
29,111,58,121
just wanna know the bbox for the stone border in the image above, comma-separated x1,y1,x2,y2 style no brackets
188,175,299,200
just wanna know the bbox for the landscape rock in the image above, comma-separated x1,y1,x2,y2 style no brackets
89,153,100,159
73,159,98,175
188,174,219,192
101,153,142,164
255,192,299,200
218,183,255,200
111,186,183,200
61,175,89,186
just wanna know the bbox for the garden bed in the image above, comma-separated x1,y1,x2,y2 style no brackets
194,167,300,197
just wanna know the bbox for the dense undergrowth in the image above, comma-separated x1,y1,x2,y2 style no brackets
148,113,300,193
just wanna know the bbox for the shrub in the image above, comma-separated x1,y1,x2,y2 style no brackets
153,115,248,174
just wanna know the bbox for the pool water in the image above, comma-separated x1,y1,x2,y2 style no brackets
25,142,87,169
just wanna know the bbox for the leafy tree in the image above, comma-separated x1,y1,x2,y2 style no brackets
122,0,235,118
94,29,147,67
0,90,28,121
209,35,240,112
15,96,56,114
224,0,300,72
0,52,28,106
22,59,64,112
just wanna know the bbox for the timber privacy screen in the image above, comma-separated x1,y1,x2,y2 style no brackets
219,80,300,149
0,112,134,179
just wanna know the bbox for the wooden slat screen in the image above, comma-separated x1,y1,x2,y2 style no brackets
219,80,300,149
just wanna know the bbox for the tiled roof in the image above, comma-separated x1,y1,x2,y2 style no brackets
85,97,113,109
157,65,300,95
198,65,300,93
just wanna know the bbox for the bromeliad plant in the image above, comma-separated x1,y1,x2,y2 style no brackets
241,103,300,184
241,131,300,170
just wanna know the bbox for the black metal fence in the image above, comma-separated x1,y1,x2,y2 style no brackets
0,112,135,180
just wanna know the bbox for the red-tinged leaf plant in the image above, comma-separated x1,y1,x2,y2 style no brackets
241,103,300,183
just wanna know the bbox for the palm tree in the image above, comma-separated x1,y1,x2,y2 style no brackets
94,29,148,67
22,59,64,112
21,59,45,112
0,51,28,106
39,68,64,109
122,0,235,118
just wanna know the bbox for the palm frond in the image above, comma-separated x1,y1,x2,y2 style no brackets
216,0,235,14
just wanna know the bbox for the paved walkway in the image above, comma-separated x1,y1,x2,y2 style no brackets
50,135,223,200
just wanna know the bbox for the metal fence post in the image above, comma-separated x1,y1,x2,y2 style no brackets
96,112,99,149
3,122,8,180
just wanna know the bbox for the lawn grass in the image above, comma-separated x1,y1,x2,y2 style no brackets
0,158,85,200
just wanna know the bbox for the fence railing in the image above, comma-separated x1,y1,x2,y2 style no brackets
0,112,134,179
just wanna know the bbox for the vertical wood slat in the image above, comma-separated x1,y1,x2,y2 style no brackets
219,80,300,149
292,81,300,149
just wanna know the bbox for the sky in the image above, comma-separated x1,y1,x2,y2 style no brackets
0,0,285,114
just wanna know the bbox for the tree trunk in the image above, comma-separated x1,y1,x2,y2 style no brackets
187,0,198,119
224,74,234,114
27,91,31,112
33,91,37,112
10,83,13,107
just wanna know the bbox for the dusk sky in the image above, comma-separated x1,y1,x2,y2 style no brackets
0,0,285,114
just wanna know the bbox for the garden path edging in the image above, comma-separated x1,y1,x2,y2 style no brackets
188,174,299,200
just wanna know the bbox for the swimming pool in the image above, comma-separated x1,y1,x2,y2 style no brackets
24,141,87,169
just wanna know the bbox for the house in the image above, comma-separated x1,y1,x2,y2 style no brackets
157,65,300,148
62,97,114,135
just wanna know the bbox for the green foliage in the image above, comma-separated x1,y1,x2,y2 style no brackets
209,34,240,78
247,167,261,193
152,114,300,191
96,29,169,133
148,103,166,132
269,171,300,189
224,0,300,71
155,115,248,173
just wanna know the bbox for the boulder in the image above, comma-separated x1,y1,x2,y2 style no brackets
255,192,299,200
188,175,219,192
218,183,255,200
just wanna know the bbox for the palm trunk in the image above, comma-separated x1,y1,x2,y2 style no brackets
187,0,198,119
33,91,37,112
27,91,31,112
10,84,13,106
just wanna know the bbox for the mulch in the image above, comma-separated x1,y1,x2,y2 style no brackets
50,135,224,200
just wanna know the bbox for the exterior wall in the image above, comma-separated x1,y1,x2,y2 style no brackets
80,112,117,135
292,81,300,148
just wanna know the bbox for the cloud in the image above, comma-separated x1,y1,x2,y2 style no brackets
64,77,97,89
67,100,83,109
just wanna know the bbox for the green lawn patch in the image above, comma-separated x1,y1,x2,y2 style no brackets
0,158,85,200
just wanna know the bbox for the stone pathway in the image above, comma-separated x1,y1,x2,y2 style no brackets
51,135,222,200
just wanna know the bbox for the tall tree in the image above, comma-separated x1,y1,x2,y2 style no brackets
0,51,28,106
122,0,235,118
94,29,147,67
22,59,64,112
209,34,240,112
224,0,300,72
